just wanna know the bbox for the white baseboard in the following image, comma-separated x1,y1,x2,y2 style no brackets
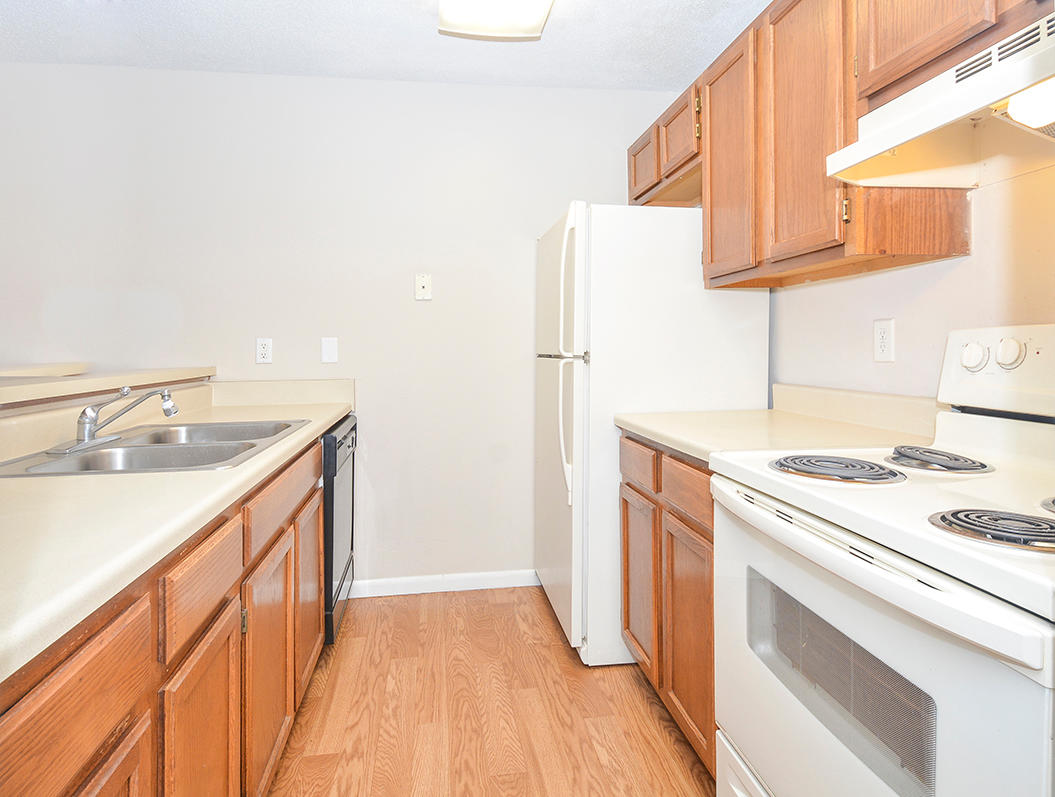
347,568,541,599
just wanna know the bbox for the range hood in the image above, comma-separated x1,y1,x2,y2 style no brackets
828,11,1055,188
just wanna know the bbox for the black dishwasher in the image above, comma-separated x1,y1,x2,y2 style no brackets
322,413,356,643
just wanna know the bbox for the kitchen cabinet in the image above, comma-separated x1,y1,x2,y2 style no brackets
619,433,718,777
620,483,662,689
702,28,757,278
701,0,971,288
160,599,241,796
661,511,716,775
628,81,704,206
75,711,153,797
0,438,328,797
242,526,296,797
855,0,1050,112
293,487,325,707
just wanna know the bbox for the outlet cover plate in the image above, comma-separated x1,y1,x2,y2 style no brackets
256,337,273,364
874,319,895,362
414,273,432,301
321,337,338,363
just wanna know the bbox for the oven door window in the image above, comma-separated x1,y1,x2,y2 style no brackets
748,568,935,797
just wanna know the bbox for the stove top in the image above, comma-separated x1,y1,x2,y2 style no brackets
888,445,991,473
769,454,905,483
929,508,1055,551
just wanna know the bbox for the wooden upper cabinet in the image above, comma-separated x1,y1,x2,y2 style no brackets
658,85,701,178
702,28,757,280
242,527,296,797
293,488,326,707
856,0,997,99
762,0,847,262
160,599,241,797
620,482,662,690
628,127,661,200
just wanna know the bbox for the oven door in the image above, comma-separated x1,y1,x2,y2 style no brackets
712,476,1055,797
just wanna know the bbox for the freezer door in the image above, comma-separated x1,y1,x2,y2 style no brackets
534,356,585,648
535,201,587,356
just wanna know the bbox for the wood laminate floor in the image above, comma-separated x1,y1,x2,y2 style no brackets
269,586,715,796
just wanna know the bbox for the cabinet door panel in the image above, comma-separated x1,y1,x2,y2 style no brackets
74,711,153,797
242,528,296,797
857,0,997,98
160,599,241,796
662,511,716,776
703,30,757,279
764,0,846,261
620,483,661,689
628,127,661,200
659,86,700,177
294,488,325,707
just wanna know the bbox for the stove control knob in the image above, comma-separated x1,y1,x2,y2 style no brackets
960,342,989,372
996,337,1026,370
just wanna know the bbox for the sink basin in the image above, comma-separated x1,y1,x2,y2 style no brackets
123,421,296,445
27,443,255,474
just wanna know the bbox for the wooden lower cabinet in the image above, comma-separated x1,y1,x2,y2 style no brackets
75,711,153,796
661,511,716,774
620,483,662,689
293,488,326,707
242,526,297,797
160,599,241,796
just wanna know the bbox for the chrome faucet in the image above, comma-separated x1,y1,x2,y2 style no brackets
47,386,180,455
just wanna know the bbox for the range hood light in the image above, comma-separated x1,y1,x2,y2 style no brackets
1005,76,1055,130
438,0,555,41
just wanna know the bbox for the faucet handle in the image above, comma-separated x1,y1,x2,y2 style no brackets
81,386,132,420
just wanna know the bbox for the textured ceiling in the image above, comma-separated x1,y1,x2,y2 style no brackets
0,0,769,91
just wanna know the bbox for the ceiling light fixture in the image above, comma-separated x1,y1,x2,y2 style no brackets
438,0,555,41
1005,76,1055,135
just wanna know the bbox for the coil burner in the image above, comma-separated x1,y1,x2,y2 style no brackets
769,455,906,484
929,509,1055,551
887,446,991,473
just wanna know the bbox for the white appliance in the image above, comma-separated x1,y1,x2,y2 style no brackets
828,7,1055,187
533,201,769,666
709,324,1055,797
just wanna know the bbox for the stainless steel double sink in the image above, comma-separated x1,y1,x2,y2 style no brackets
0,420,309,477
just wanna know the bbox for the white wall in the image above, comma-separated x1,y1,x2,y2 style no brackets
771,164,1055,398
0,63,675,580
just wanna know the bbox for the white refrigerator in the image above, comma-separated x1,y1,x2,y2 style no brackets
534,201,770,666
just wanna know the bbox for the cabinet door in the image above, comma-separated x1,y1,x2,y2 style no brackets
658,85,701,178
702,29,757,280
74,711,153,797
661,511,715,776
160,599,241,797
763,0,847,262
242,527,296,797
293,488,325,707
628,127,661,200
856,0,997,98
620,483,662,689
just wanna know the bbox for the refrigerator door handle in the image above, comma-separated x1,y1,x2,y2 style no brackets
557,358,573,506
557,212,576,358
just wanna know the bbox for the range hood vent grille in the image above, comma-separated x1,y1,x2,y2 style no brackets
955,51,993,82
998,24,1042,61
1048,14,1055,37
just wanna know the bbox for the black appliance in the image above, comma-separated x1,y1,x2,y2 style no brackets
323,413,356,643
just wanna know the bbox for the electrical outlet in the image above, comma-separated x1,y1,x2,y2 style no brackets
414,273,432,301
256,337,273,364
321,337,338,363
874,319,895,362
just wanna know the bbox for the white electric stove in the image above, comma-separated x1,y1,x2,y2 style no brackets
709,325,1055,797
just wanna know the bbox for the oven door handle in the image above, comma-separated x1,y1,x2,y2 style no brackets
712,476,1050,672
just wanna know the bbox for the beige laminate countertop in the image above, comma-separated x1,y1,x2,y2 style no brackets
0,366,216,406
0,399,351,682
614,409,932,465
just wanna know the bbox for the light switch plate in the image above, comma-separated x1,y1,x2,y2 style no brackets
414,273,432,301
256,337,273,364
874,319,895,362
321,337,338,363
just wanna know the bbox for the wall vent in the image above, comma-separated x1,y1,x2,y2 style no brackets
998,24,1042,61
1048,14,1055,38
954,51,993,82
